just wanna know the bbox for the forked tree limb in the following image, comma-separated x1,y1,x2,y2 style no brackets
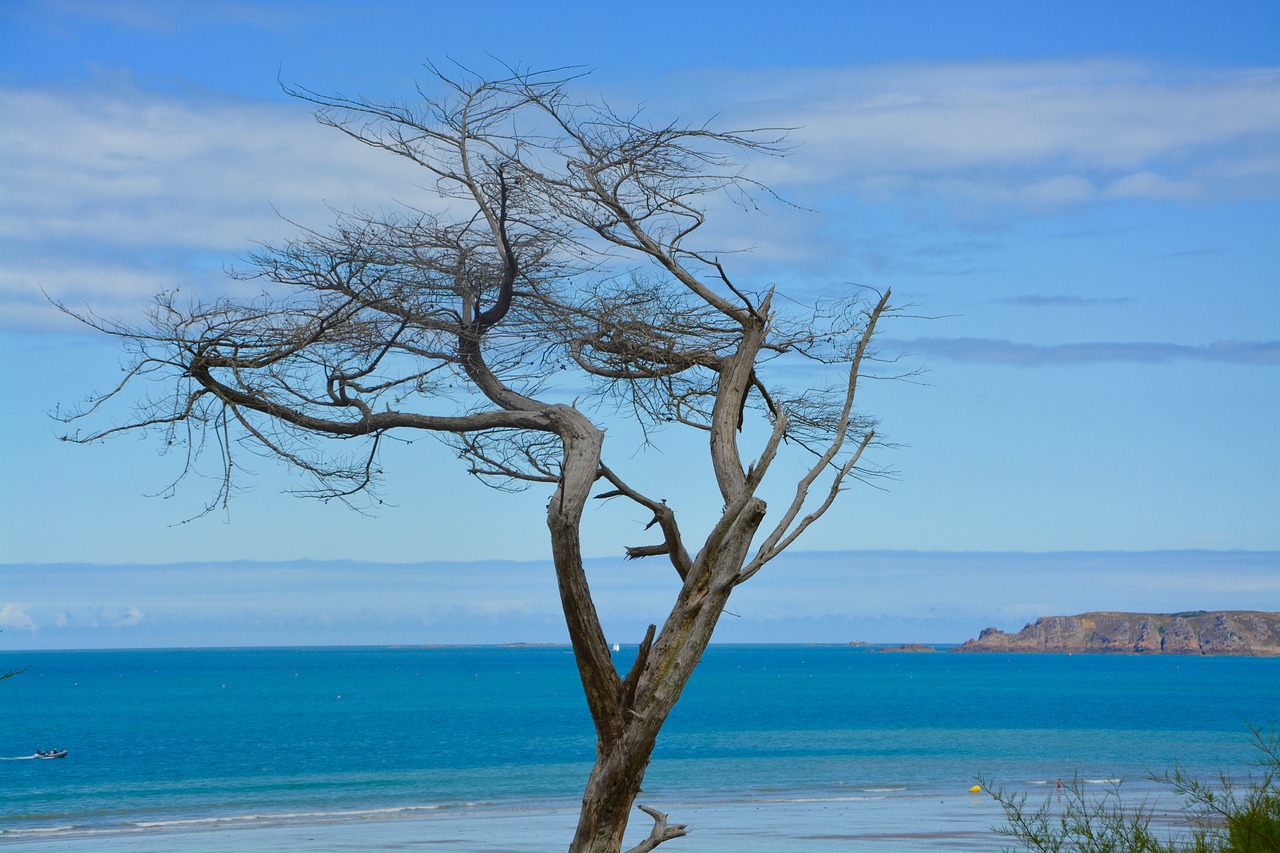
622,804,688,853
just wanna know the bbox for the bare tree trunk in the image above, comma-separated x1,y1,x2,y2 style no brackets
553,308,776,852
573,730,660,852
541,404,649,852
567,496,767,853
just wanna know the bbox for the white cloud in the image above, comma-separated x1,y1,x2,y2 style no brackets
885,337,1280,366
1,59,1276,328
0,86,428,251
0,260,186,331
0,604,37,632
705,61,1280,205
1019,174,1096,206
114,607,146,627
0,83,434,327
82,607,147,628
1104,171,1201,200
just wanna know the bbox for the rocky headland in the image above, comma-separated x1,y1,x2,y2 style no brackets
954,611,1280,656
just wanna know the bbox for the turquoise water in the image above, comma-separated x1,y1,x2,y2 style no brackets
1,645,1276,843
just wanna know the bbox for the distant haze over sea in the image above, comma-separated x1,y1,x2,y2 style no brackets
2,550,1276,650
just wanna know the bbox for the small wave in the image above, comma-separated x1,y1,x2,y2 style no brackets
3,803,500,841
859,787,908,793
124,799,496,824
131,804,454,830
749,795,894,805
2,799,501,840
1,826,79,837
0,756,37,761
1084,778,1121,785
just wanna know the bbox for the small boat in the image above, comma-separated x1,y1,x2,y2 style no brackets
34,750,68,759
612,643,620,652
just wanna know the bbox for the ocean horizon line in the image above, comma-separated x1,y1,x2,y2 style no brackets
6,641,969,654
3,546,1276,569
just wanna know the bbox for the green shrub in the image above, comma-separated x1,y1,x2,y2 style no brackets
982,726,1279,852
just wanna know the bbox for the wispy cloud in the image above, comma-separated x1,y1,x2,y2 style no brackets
995,295,1134,308
707,60,1280,208
0,86,425,251
2,59,1277,329
887,337,1280,365
0,83,433,328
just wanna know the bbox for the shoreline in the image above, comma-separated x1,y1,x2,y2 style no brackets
3,781,1193,853
0,794,1015,852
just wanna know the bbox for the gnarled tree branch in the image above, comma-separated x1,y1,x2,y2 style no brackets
59,65,902,853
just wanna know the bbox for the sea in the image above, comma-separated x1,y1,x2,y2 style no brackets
1,645,1276,852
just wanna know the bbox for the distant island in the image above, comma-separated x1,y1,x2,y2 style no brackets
876,643,938,653
953,611,1280,656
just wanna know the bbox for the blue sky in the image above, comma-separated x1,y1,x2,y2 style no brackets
1,1,1277,650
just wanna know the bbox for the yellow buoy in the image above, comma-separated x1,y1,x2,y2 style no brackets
968,785,982,793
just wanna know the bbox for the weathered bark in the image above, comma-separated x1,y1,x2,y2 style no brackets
566,491,767,852
561,302,775,852
560,505,757,853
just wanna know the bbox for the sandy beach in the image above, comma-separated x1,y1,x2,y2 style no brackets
2,794,1014,852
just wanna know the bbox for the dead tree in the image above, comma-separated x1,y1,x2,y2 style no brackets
58,65,895,853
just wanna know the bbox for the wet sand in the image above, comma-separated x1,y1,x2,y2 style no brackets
1,793,1012,852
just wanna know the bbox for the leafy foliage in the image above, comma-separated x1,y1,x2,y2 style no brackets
983,726,1280,852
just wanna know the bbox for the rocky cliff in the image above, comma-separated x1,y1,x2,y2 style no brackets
954,611,1280,656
